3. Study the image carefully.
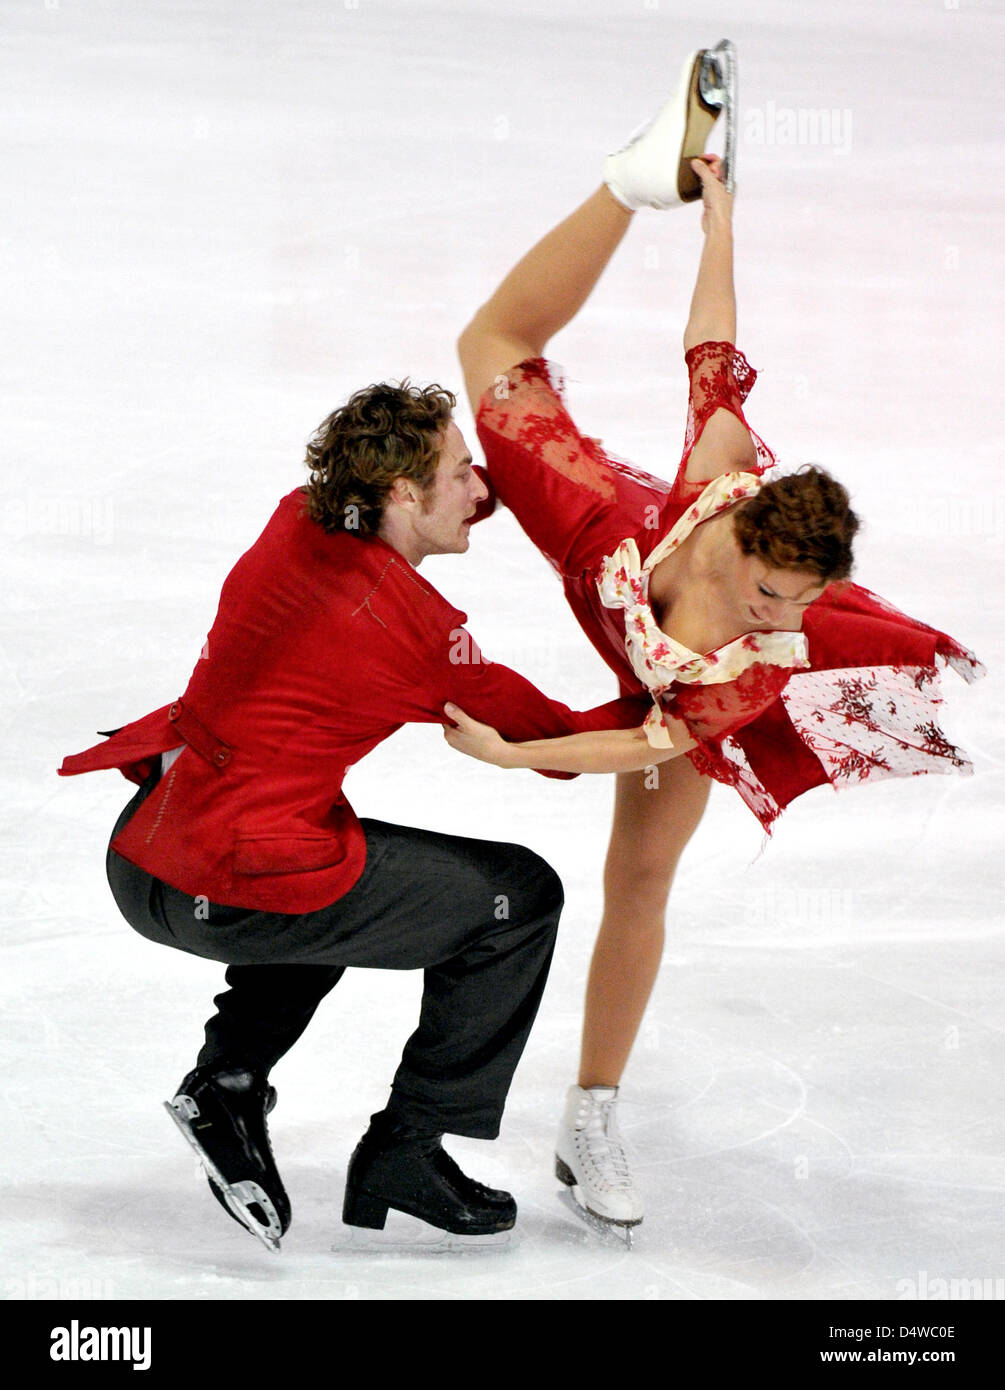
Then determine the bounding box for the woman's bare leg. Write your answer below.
[578,757,710,1088]
[457,186,633,410]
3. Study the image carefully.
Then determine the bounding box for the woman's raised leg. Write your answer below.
[457,186,633,410]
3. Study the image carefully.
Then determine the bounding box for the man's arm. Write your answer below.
[439,635,646,737]
[356,596,649,776]
[370,616,649,777]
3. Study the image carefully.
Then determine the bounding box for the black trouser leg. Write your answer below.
[197,963,346,1074]
[386,861,562,1138]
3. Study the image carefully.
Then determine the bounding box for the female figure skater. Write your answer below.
[449,48,981,1234]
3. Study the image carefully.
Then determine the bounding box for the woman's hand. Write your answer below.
[443,703,695,774]
[691,155,732,235]
[682,153,736,352]
[443,703,516,768]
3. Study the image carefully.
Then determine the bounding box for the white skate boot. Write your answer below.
[555,1085,643,1241]
[604,40,737,210]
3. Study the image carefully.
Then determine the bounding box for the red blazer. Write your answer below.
[59,487,644,911]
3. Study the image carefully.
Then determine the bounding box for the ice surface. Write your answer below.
[2,0,1003,1306]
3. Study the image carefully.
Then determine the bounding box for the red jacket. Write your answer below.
[59,487,644,911]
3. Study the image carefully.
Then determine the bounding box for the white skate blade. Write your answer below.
[336,1209,513,1256]
[558,1186,638,1250]
[163,1098,282,1253]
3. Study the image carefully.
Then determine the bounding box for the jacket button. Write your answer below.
[169,703,180,720]
[213,749,231,766]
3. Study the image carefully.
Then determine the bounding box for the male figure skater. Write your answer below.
[59,381,646,1250]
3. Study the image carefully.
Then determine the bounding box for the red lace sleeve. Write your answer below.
[669,664,797,834]
[669,662,793,745]
[671,342,777,506]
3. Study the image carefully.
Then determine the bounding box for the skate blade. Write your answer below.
[163,1099,282,1253]
[557,1187,638,1250]
[337,1210,512,1257]
[697,43,731,108]
[703,39,737,194]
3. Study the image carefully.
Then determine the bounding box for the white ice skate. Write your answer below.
[604,40,737,210]
[555,1085,643,1244]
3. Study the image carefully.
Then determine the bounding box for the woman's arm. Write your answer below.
[442,703,696,774]
[682,156,736,351]
[681,157,759,481]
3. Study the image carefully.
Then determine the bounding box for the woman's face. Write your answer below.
[730,544,828,631]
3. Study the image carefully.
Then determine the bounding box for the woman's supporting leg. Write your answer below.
[555,758,709,1228]
[579,756,710,1087]
[457,186,634,409]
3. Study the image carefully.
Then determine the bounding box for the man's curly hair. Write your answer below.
[303,380,457,535]
[732,465,859,583]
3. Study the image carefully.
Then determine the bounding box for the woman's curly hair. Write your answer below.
[732,465,859,583]
[303,380,457,535]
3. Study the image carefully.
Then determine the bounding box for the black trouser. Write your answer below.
[106,775,563,1139]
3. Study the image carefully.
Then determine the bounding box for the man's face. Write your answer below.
[410,421,489,561]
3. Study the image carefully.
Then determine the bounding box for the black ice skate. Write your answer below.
[164,1065,290,1253]
[342,1111,516,1240]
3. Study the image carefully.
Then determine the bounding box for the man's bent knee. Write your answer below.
[504,844,564,919]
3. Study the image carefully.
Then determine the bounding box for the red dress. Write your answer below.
[475,345,983,832]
